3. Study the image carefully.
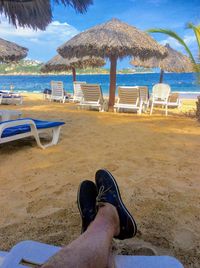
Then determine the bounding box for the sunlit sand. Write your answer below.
[0,93,199,267]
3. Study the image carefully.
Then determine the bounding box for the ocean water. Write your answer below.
[1,73,200,98]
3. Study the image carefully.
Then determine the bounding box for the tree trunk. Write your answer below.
[109,55,117,108]
[71,67,76,82]
[159,69,164,83]
[196,96,200,121]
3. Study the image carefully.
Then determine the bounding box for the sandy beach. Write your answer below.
[0,93,200,267]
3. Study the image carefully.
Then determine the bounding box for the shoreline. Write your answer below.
[0,72,155,76]
[14,91,199,100]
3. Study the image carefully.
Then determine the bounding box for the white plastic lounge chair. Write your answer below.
[79,83,105,111]
[114,86,143,114]
[73,81,86,102]
[0,91,23,105]
[0,240,183,268]
[168,92,182,109]
[0,110,22,121]
[50,81,66,103]
[0,251,7,267]
[150,83,171,116]
[0,118,65,149]
[138,86,149,111]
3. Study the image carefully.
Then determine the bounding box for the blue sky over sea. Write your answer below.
[0,0,199,69]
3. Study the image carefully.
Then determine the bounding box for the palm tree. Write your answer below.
[148,23,200,73]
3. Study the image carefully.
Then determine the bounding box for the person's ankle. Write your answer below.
[98,203,120,236]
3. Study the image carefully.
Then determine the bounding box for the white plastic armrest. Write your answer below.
[0,119,37,139]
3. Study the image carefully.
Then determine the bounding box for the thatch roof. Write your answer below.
[41,54,105,72]
[57,18,168,60]
[132,44,193,72]
[0,0,93,30]
[0,38,28,62]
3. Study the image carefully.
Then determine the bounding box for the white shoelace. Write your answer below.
[96,185,112,206]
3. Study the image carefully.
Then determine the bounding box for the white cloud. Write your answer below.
[184,35,196,46]
[160,37,182,49]
[159,34,197,55]
[0,16,79,61]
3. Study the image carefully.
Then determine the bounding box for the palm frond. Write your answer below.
[54,0,93,13]
[147,28,196,64]
[187,23,200,62]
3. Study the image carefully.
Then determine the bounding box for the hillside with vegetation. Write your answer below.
[0,60,153,75]
[0,60,43,75]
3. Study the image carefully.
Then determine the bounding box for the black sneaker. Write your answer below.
[77,180,98,233]
[95,169,137,240]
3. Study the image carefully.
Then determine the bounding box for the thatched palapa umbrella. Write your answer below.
[0,0,93,30]
[41,54,105,81]
[57,18,167,107]
[0,38,28,62]
[132,44,193,83]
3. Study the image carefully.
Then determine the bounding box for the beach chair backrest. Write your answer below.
[81,84,103,102]
[168,92,179,103]
[152,83,171,101]
[138,86,149,103]
[118,86,139,105]
[51,81,64,98]
[73,81,86,99]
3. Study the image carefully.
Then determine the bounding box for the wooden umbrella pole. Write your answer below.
[109,55,117,108]
[159,69,164,83]
[71,67,76,81]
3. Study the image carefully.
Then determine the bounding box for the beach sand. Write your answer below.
[0,93,199,267]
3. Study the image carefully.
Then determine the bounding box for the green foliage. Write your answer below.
[75,67,110,74]
[187,23,200,58]
[0,60,43,74]
[0,61,152,75]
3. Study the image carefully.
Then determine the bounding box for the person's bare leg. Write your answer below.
[108,252,116,268]
[41,203,119,268]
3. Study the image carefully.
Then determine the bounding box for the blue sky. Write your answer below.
[0,0,199,69]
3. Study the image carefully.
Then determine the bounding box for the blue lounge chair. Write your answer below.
[0,118,65,149]
[0,240,183,268]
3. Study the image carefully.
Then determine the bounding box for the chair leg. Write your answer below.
[137,107,142,115]
[165,105,168,116]
[31,126,46,149]
[51,126,61,146]
[33,126,62,149]
[150,103,154,115]
[178,100,182,111]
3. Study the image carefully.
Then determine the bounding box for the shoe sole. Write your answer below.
[96,169,137,238]
[77,181,84,219]
[77,181,85,233]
